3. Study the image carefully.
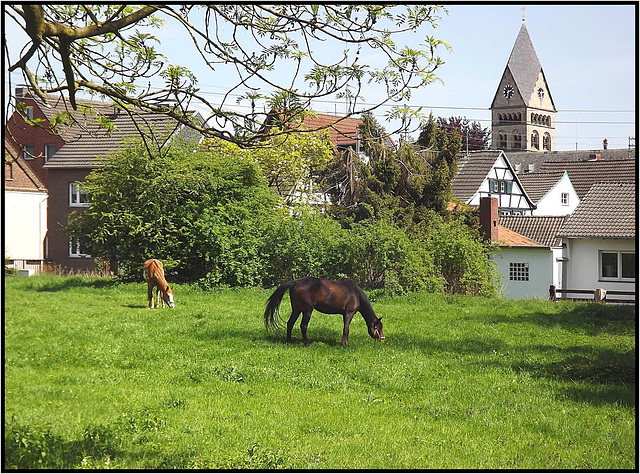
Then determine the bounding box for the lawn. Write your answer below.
[4,275,636,469]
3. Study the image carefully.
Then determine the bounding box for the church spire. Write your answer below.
[490,21,557,152]
[507,22,543,103]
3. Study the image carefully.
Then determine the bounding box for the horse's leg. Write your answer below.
[147,283,154,309]
[300,309,313,346]
[341,311,356,346]
[286,309,301,343]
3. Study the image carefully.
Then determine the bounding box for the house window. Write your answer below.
[45,144,56,162]
[69,237,91,258]
[561,193,569,206]
[489,179,513,194]
[510,262,530,281]
[599,251,636,281]
[23,145,35,160]
[69,182,90,207]
[24,105,34,120]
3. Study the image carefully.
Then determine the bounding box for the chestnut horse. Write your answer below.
[143,259,175,309]
[264,277,384,346]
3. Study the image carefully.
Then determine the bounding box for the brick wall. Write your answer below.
[479,197,499,242]
[5,96,66,188]
[47,167,96,272]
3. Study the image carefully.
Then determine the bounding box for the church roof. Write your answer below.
[491,22,556,112]
[507,23,542,103]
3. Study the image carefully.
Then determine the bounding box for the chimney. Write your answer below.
[603,138,608,150]
[479,197,499,242]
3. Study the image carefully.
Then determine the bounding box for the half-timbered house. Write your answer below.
[452,150,536,215]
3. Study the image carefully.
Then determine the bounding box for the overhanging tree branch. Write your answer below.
[5,4,449,147]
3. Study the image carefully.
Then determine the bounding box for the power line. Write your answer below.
[4,76,636,115]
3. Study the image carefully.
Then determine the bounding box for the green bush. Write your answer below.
[341,219,443,295]
[260,213,446,296]
[420,215,499,297]
[68,142,279,286]
[260,209,346,286]
[68,142,498,296]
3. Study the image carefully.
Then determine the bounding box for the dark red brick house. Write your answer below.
[5,87,201,272]
[5,87,115,188]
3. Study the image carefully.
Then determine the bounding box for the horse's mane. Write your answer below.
[354,283,376,322]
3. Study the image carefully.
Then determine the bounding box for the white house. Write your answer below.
[4,139,48,274]
[558,182,635,301]
[452,150,536,215]
[518,171,579,216]
[480,197,566,299]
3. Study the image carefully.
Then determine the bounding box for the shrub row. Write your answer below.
[71,145,498,296]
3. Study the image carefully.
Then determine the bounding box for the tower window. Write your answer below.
[531,130,539,150]
[513,131,522,149]
[543,132,551,151]
[498,133,507,149]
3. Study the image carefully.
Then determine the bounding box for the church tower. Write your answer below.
[491,20,557,152]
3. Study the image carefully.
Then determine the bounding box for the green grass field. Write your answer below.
[4,275,636,469]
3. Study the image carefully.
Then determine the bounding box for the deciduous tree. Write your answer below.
[6,4,450,146]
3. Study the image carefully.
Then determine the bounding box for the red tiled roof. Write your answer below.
[302,113,363,149]
[496,225,545,247]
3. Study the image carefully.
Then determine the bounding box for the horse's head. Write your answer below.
[162,286,175,309]
[369,317,385,342]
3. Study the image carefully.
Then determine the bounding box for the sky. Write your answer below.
[3,4,637,151]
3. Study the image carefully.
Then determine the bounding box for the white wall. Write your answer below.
[4,190,48,260]
[532,172,580,216]
[493,247,553,299]
[564,238,636,298]
[551,246,565,289]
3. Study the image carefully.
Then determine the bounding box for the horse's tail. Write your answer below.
[264,281,295,331]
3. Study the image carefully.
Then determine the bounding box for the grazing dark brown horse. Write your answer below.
[143,259,175,309]
[264,277,385,346]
